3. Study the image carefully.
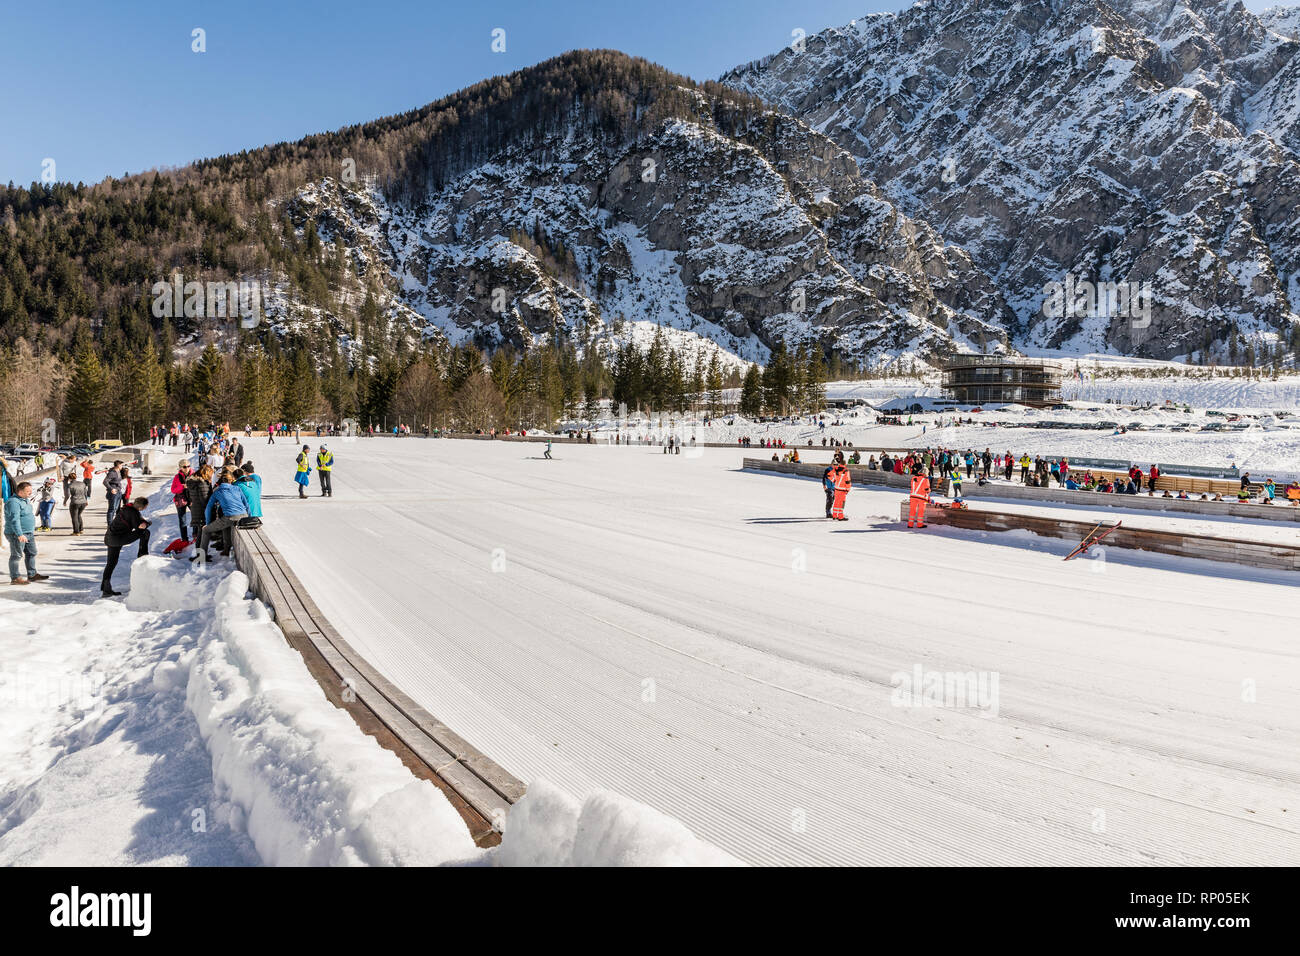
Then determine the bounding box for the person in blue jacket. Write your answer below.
[195,471,249,559]
[236,462,263,517]
[4,481,47,584]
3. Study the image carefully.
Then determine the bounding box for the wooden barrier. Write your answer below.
[897,502,1300,572]
[742,456,951,495]
[232,526,526,846]
[741,459,1300,525]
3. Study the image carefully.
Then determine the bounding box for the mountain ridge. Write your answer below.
[721,0,1300,361]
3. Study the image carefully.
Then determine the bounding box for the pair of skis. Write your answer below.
[1063,520,1122,561]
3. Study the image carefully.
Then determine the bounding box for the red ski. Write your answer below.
[1064,521,1122,561]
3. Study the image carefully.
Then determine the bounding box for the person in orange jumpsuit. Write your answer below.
[908,467,931,528]
[830,463,852,520]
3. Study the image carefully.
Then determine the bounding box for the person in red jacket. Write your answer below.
[908,467,931,528]
[829,463,852,520]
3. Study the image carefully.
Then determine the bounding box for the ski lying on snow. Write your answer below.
[1064,521,1122,561]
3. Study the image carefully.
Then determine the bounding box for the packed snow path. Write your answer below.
[257,438,1300,865]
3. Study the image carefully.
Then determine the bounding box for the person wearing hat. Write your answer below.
[36,476,58,531]
[315,444,334,497]
[294,445,312,499]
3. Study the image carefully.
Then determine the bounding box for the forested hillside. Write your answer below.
[0,51,913,440]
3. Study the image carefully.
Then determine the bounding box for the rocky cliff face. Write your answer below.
[722,0,1300,360]
[280,79,1013,369]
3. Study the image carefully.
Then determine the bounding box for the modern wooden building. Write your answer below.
[941,355,1063,407]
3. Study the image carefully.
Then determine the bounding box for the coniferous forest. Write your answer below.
[0,51,856,442]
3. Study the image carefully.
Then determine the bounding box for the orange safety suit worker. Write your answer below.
[908,473,931,528]
[830,464,852,520]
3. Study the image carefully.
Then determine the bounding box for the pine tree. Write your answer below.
[127,339,168,434]
[238,349,281,426]
[280,347,318,424]
[645,328,668,411]
[190,343,223,421]
[64,339,109,441]
[740,363,763,418]
[706,352,723,413]
[762,344,793,415]
[804,346,827,413]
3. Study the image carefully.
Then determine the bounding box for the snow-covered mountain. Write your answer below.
[275,53,1013,369]
[721,0,1300,360]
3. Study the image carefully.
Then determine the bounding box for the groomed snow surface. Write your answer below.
[0,470,736,866]
[253,437,1300,866]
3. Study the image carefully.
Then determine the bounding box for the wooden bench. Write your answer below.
[232,527,526,846]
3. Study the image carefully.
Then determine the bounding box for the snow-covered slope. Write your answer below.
[722,0,1300,360]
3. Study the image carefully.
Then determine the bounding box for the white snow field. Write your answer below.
[256,437,1300,866]
[0,459,738,867]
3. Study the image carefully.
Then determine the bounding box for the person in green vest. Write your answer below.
[315,445,334,497]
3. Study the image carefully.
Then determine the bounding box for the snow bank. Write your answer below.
[124,556,225,611]
[125,558,738,867]
[493,779,742,866]
[129,559,479,866]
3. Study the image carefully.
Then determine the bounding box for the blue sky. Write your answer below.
[0,0,1292,186]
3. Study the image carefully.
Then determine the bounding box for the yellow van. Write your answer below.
[89,439,123,452]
